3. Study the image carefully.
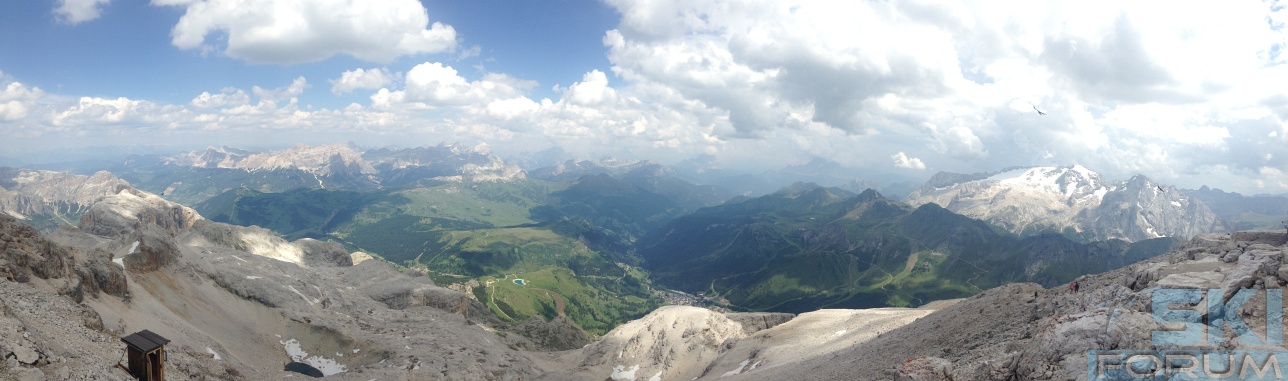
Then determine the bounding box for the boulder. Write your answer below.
[13,343,39,365]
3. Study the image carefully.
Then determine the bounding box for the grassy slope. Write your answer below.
[201,179,661,336]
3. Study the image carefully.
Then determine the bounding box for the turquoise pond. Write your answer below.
[513,279,525,285]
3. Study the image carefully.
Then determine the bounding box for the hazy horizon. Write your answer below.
[2,0,1287,194]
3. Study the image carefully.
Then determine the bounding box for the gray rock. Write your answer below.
[723,312,796,334]
[895,356,953,381]
[12,367,45,381]
[295,238,353,267]
[123,226,182,272]
[1222,251,1241,263]
[1231,230,1287,247]
[13,343,38,364]
[1213,251,1282,302]
[77,188,201,237]
[1184,234,1231,254]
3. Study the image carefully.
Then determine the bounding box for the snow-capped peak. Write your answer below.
[983,166,1108,201]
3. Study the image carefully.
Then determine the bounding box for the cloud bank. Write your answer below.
[6,0,1288,193]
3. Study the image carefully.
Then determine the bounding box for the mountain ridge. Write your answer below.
[905,165,1227,242]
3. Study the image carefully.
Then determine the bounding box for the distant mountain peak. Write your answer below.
[905,165,1225,242]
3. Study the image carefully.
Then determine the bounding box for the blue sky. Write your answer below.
[1,0,1288,194]
[0,0,617,108]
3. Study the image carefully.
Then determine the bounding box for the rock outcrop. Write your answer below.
[78,188,202,237]
[0,213,127,302]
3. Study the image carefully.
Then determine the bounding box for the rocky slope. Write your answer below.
[2,189,589,379]
[739,229,1288,380]
[905,165,1227,242]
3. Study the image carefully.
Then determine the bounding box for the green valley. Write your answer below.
[636,185,1180,312]
[196,178,668,336]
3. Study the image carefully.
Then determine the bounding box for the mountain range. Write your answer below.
[637,184,1178,312]
[4,165,1284,379]
[904,165,1229,242]
[2,145,1262,346]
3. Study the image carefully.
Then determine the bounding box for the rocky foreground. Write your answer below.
[2,184,1286,380]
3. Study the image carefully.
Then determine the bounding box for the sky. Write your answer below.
[1,0,1287,194]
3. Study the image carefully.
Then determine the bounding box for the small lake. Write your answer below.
[513,279,525,286]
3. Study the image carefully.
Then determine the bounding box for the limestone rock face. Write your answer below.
[574,306,747,381]
[78,188,201,237]
[723,311,796,334]
[0,213,127,302]
[123,226,182,272]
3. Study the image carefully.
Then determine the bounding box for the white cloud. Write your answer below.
[156,0,457,64]
[191,88,249,108]
[252,77,307,104]
[0,82,43,121]
[55,0,111,24]
[7,0,1288,195]
[594,0,1288,187]
[562,70,617,106]
[457,45,482,60]
[372,62,533,109]
[331,68,395,95]
[891,152,925,170]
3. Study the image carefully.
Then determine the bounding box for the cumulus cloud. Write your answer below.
[562,70,617,106]
[155,0,457,64]
[371,63,533,109]
[0,82,42,121]
[55,0,111,24]
[594,0,1288,188]
[190,88,249,109]
[331,68,396,95]
[891,152,925,170]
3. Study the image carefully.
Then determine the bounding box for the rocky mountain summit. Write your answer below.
[905,165,1227,242]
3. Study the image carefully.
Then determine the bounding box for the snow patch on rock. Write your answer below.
[281,338,347,376]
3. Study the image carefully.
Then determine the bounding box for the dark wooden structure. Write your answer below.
[121,330,170,381]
